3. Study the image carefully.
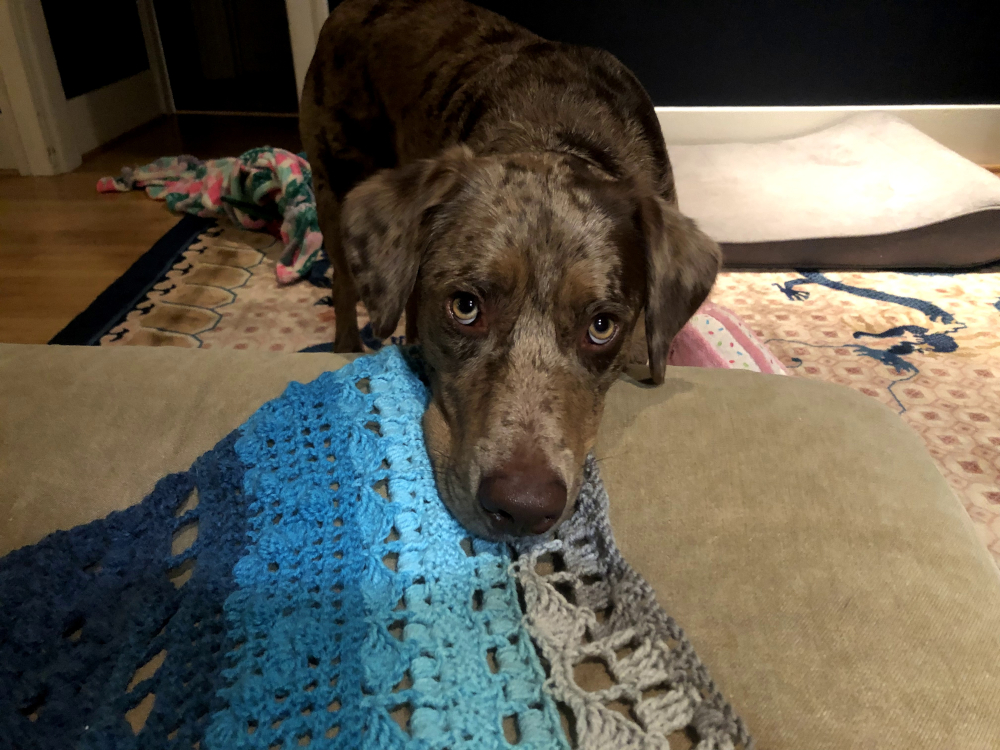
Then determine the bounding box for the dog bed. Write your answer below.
[670,113,1000,269]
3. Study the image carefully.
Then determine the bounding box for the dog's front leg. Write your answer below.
[314,186,363,353]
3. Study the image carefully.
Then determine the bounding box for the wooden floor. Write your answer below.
[0,114,301,345]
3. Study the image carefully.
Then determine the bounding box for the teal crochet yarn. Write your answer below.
[204,346,568,750]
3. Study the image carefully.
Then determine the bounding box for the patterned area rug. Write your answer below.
[711,269,1000,564]
[94,222,399,353]
[55,217,999,565]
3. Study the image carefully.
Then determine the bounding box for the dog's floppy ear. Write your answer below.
[341,145,471,338]
[639,195,721,384]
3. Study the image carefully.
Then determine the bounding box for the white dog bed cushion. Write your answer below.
[670,113,1000,269]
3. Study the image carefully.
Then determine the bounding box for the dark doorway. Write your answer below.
[41,0,150,100]
[153,0,298,114]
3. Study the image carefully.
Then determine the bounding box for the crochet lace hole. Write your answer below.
[327,699,341,713]
[553,581,576,605]
[641,683,671,703]
[268,562,279,572]
[373,479,390,500]
[605,699,639,725]
[305,680,317,692]
[325,726,340,739]
[124,692,156,734]
[247,720,258,734]
[392,670,413,692]
[167,558,196,589]
[382,552,399,572]
[18,692,45,722]
[365,421,383,436]
[388,620,405,641]
[301,427,311,436]
[503,715,521,745]
[271,718,283,729]
[472,590,484,611]
[393,596,406,612]
[174,488,199,516]
[272,514,283,525]
[297,732,312,745]
[126,649,167,693]
[324,437,332,448]
[355,378,371,394]
[459,537,475,557]
[667,728,699,750]
[308,656,319,668]
[83,560,103,575]
[573,658,614,692]
[614,640,638,663]
[384,527,401,543]
[390,702,413,735]
[594,604,614,624]
[266,439,275,448]
[63,616,84,642]
[534,553,561,576]
[171,520,199,557]
[486,648,500,674]
[380,458,391,470]
[556,702,579,748]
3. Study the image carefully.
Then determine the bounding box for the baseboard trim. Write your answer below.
[173,110,299,118]
[654,105,1000,165]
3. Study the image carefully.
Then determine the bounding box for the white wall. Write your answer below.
[66,69,165,156]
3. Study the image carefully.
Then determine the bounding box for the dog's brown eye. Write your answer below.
[450,293,479,325]
[587,314,617,344]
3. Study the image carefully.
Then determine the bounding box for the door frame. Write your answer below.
[285,0,329,101]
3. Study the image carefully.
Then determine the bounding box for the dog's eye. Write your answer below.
[587,314,617,344]
[450,293,479,325]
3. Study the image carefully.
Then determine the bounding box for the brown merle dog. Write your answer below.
[300,0,720,540]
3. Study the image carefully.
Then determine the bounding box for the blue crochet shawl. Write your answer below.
[0,347,752,750]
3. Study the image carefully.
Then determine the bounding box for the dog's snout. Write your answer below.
[476,448,567,535]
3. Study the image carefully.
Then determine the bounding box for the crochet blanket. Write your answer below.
[0,348,753,750]
[97,148,323,285]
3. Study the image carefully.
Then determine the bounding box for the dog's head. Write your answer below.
[342,145,718,540]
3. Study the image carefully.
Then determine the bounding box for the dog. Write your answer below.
[300,0,720,540]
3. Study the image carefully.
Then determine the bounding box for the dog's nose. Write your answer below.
[476,449,567,535]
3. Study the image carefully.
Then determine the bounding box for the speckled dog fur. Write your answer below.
[300,0,720,538]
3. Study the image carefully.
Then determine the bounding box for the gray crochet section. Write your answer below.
[513,457,754,750]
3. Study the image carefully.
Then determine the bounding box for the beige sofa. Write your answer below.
[2,343,999,749]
